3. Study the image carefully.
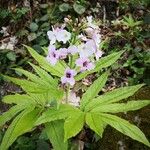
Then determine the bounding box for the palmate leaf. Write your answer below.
[98,113,150,147]
[75,51,124,81]
[80,71,109,110]
[35,104,80,126]
[45,120,68,150]
[0,107,40,150]
[64,111,85,141]
[0,105,26,127]
[14,68,42,84]
[2,93,51,107]
[86,113,106,137]
[91,100,150,113]
[29,63,57,87]
[24,45,65,77]
[3,75,64,101]
[85,84,144,111]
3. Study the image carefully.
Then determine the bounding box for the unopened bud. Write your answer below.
[64,18,70,23]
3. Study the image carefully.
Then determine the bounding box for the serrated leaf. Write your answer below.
[2,94,36,105]
[85,84,144,111]
[75,51,124,81]
[3,75,63,101]
[86,113,106,137]
[24,45,65,77]
[80,72,109,110]
[99,113,150,147]
[29,63,57,87]
[35,104,79,126]
[3,75,49,93]
[0,107,39,150]
[14,68,43,84]
[45,120,68,150]
[91,100,150,113]
[0,105,26,127]
[64,111,84,141]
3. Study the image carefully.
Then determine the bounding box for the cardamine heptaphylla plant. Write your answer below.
[0,16,150,150]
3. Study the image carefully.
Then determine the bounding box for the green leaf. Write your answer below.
[29,22,38,32]
[14,68,43,84]
[64,111,85,141]
[91,100,150,113]
[73,3,85,15]
[24,45,65,77]
[86,113,106,137]
[29,63,57,87]
[0,107,39,150]
[3,75,49,93]
[27,33,37,41]
[6,52,16,61]
[59,3,71,12]
[75,51,124,81]
[85,84,144,111]
[80,72,109,110]
[99,113,150,147]
[45,120,68,150]
[0,105,26,127]
[3,75,63,101]
[35,104,79,126]
[2,94,36,105]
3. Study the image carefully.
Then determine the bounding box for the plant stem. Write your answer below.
[65,84,70,104]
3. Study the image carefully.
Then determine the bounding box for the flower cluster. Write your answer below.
[46,16,103,86]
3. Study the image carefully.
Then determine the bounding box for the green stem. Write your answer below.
[69,55,73,68]
[65,84,70,104]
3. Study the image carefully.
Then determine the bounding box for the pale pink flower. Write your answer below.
[67,45,78,55]
[55,29,71,44]
[61,68,77,86]
[46,45,59,66]
[79,40,96,58]
[76,57,95,72]
[58,48,68,59]
[95,50,103,60]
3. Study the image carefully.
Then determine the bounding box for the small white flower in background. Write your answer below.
[86,16,99,29]
[0,36,18,50]
[68,91,80,107]
[0,27,9,36]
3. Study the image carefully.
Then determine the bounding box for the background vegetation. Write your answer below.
[0,0,150,149]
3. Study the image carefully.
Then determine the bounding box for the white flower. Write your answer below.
[0,27,9,36]
[47,31,56,45]
[68,91,80,107]
[92,32,101,47]
[55,29,71,44]
[78,34,87,41]
[78,40,96,58]
[86,16,98,29]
